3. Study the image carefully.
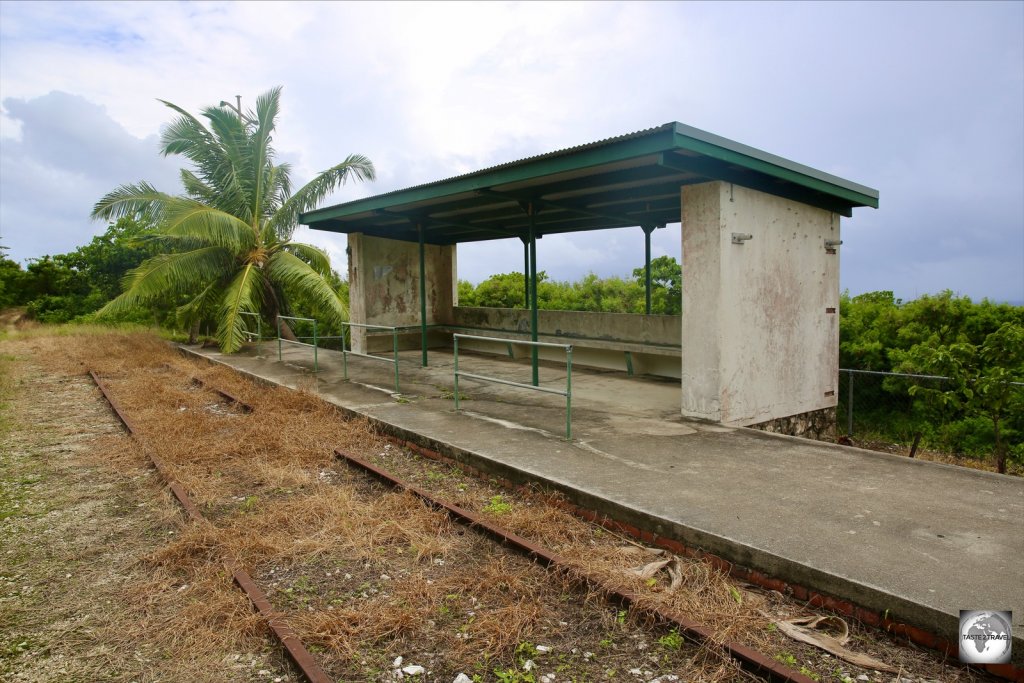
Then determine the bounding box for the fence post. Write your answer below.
[393,329,400,393]
[342,323,348,380]
[847,369,854,436]
[313,320,318,373]
[277,317,282,361]
[453,336,461,412]
[566,347,573,441]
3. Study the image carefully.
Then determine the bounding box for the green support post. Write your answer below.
[521,236,530,308]
[528,204,539,387]
[418,223,428,367]
[277,317,282,361]
[643,225,655,315]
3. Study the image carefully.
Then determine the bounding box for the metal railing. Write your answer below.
[239,311,263,354]
[453,333,573,440]
[277,315,318,372]
[341,322,401,393]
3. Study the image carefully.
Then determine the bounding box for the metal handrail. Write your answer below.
[341,322,400,392]
[239,312,263,354]
[453,333,573,440]
[277,315,318,372]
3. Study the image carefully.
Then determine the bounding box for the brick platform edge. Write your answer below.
[179,347,1022,681]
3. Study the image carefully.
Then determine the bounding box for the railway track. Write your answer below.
[89,370,332,683]
[82,359,994,683]
[335,448,813,683]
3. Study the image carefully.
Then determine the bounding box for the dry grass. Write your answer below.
[0,338,288,682]
[1,327,991,683]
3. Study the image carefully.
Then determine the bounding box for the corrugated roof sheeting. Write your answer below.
[302,123,878,245]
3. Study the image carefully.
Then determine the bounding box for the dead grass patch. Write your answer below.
[1,327,991,683]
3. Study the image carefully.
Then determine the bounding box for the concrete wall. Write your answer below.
[451,307,682,377]
[452,307,680,347]
[348,233,456,353]
[681,181,840,426]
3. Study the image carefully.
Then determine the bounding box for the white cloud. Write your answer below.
[0,91,182,258]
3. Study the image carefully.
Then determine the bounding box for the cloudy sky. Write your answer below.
[1,1,1022,303]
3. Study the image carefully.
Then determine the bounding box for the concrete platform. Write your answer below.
[185,341,1024,665]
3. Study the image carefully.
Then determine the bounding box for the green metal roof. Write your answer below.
[302,122,879,245]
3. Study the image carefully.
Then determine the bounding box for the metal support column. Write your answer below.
[418,222,428,367]
[642,225,655,314]
[521,236,530,308]
[528,204,539,387]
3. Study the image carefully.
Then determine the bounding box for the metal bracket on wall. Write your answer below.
[731,232,753,245]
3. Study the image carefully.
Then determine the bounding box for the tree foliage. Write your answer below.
[458,256,682,315]
[0,218,168,323]
[91,86,374,351]
[840,290,1023,469]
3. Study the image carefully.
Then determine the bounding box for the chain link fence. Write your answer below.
[836,368,1024,463]
[837,369,951,440]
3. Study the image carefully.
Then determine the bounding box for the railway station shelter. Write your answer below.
[301,123,878,434]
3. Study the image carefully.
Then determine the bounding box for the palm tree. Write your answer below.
[91,86,374,351]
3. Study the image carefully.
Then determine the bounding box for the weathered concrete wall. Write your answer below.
[681,181,840,426]
[348,234,456,353]
[451,307,680,346]
[451,307,682,378]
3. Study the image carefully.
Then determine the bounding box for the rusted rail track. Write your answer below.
[87,364,954,683]
[335,447,816,683]
[190,375,254,412]
[87,370,331,683]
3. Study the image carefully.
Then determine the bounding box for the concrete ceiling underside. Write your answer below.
[301,123,879,246]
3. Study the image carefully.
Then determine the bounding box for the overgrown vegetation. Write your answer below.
[457,255,682,315]
[839,290,1023,471]
[0,219,168,325]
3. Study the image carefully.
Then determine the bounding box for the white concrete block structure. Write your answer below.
[681,181,841,426]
